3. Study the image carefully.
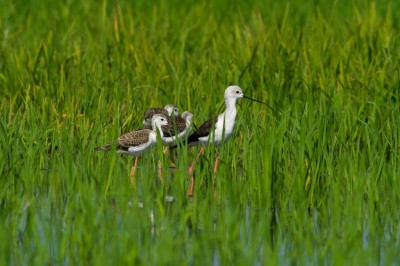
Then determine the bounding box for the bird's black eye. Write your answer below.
[236,90,240,94]
[161,118,164,121]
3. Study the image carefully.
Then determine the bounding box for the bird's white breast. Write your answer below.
[199,109,237,146]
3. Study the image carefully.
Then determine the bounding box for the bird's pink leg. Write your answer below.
[188,175,195,197]
[213,154,219,174]
[188,147,204,175]
[188,147,204,197]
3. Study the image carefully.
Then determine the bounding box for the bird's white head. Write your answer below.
[152,114,169,130]
[181,111,194,125]
[164,104,179,116]
[224,85,244,100]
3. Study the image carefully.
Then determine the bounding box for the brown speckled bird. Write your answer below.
[142,104,179,127]
[95,114,169,186]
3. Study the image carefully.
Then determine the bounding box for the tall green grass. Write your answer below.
[1,0,400,264]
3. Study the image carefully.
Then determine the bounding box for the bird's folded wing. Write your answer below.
[187,116,218,143]
[117,129,152,149]
[163,116,187,135]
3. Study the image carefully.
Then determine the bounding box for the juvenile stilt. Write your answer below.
[162,111,195,169]
[95,114,169,189]
[142,104,179,127]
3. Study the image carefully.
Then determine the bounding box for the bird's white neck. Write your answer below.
[220,97,237,137]
[152,122,164,138]
[185,118,193,128]
[224,97,237,117]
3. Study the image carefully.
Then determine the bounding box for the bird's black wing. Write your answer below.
[187,116,218,144]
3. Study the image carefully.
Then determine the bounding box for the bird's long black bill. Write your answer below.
[243,95,267,104]
[243,95,275,113]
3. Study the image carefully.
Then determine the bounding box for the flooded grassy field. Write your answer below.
[1,0,400,264]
